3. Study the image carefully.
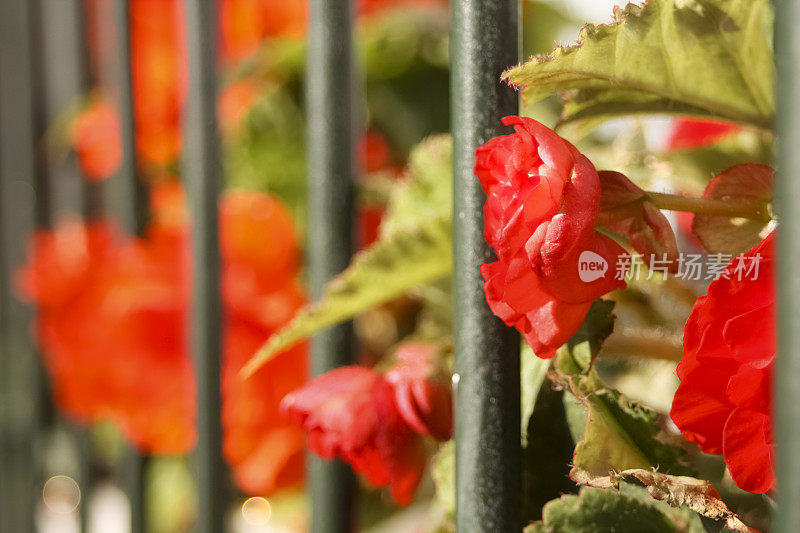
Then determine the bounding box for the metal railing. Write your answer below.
[0,0,47,529]
[774,1,799,532]
[1,0,797,532]
[184,1,226,532]
[450,1,521,531]
[306,1,358,532]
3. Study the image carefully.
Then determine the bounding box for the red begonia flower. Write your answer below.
[670,232,775,494]
[17,185,307,496]
[130,0,187,167]
[666,118,740,151]
[282,367,427,505]
[476,116,626,357]
[16,218,117,308]
[282,344,452,505]
[596,170,679,271]
[384,343,453,441]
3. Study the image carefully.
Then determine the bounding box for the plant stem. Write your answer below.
[645,191,771,220]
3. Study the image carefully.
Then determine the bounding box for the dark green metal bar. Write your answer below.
[73,0,102,525]
[306,0,358,531]
[29,0,53,231]
[774,1,800,531]
[114,1,149,530]
[76,0,104,222]
[0,0,50,530]
[451,0,521,531]
[184,1,225,532]
[115,0,148,235]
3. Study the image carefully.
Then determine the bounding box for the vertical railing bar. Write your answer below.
[30,5,83,532]
[114,0,148,235]
[76,0,104,222]
[0,139,6,533]
[27,0,56,515]
[0,0,51,530]
[450,0,521,531]
[306,0,358,532]
[774,1,800,532]
[113,1,149,531]
[28,0,58,463]
[73,1,105,529]
[184,1,225,532]
[29,0,53,231]
[122,453,147,533]
[0,113,5,533]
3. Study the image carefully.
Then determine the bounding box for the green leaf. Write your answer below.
[555,299,617,376]
[242,137,453,376]
[380,134,452,237]
[242,216,452,376]
[505,0,775,130]
[579,470,756,533]
[521,343,550,443]
[570,389,688,485]
[525,487,680,533]
[549,301,689,486]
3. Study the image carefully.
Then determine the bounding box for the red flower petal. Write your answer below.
[666,118,740,151]
[723,409,774,494]
[670,363,736,455]
[534,230,627,305]
[282,367,427,505]
[480,259,593,357]
[596,170,679,271]
[384,343,453,441]
[671,233,775,491]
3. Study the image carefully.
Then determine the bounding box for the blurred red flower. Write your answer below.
[130,0,187,168]
[17,185,308,495]
[220,0,307,61]
[476,116,626,357]
[670,232,775,494]
[70,96,123,181]
[16,218,117,309]
[666,118,740,151]
[358,130,399,248]
[281,343,451,504]
[73,0,186,178]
